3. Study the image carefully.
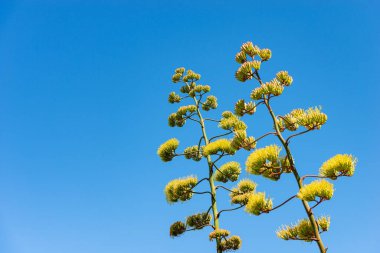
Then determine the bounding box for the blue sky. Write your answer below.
[0,1,379,253]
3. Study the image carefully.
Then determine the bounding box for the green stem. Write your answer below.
[193,97,222,253]
[263,98,326,253]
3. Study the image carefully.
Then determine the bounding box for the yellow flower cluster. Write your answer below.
[184,145,203,161]
[170,221,186,237]
[202,95,218,111]
[214,161,241,183]
[230,130,256,151]
[230,179,257,205]
[219,111,247,131]
[168,105,197,127]
[219,235,242,251]
[276,216,330,241]
[245,145,283,180]
[250,79,284,100]
[245,192,273,215]
[209,229,230,241]
[157,138,179,162]
[186,212,211,229]
[165,176,198,203]
[319,154,357,179]
[297,107,327,130]
[203,139,236,156]
[278,107,327,131]
[276,71,293,86]
[298,179,334,202]
[234,99,256,116]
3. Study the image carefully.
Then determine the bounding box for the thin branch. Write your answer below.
[209,130,233,141]
[185,224,214,232]
[286,128,314,144]
[204,118,221,123]
[191,177,209,190]
[217,205,245,218]
[263,195,297,213]
[191,191,212,195]
[254,132,277,143]
[311,198,325,209]
[215,185,238,194]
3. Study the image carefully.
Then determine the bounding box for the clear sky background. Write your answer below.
[0,1,379,253]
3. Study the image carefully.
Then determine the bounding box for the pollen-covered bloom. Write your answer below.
[234,99,256,116]
[245,145,283,180]
[186,212,211,229]
[235,61,254,82]
[202,95,218,111]
[214,161,241,183]
[245,192,273,215]
[250,79,284,100]
[209,229,230,241]
[203,139,236,156]
[276,71,293,86]
[298,179,334,202]
[276,216,331,241]
[189,84,211,97]
[184,145,203,161]
[157,138,179,162]
[219,235,242,251]
[170,221,186,237]
[297,107,327,130]
[319,154,357,179]
[165,176,198,203]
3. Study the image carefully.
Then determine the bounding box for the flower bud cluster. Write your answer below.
[168,105,197,127]
[202,95,218,111]
[219,111,247,131]
[184,145,203,161]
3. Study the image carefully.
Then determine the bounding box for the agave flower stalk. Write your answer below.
[233,41,358,253]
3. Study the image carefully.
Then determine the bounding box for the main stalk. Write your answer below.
[193,97,222,253]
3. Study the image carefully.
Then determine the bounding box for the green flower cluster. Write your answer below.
[202,95,218,111]
[219,235,242,252]
[168,91,181,103]
[169,221,186,237]
[184,145,203,161]
[186,212,212,229]
[168,105,197,127]
[209,229,230,241]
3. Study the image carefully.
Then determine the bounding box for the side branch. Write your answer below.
[217,205,245,218]
[264,195,297,213]
[209,130,233,141]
